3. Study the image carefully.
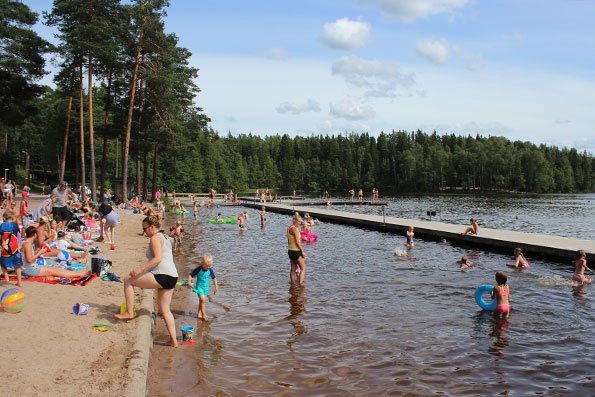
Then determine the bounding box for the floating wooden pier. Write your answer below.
[241,201,595,262]
[239,197,387,206]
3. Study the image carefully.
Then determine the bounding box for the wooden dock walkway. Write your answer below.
[241,201,595,262]
[239,197,387,206]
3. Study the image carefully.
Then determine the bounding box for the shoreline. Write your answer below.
[0,201,156,396]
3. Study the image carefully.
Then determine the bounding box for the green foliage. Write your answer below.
[0,0,50,126]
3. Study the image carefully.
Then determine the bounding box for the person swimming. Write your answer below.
[506,248,529,269]
[459,255,475,269]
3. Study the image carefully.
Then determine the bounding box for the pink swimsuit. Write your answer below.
[495,285,510,314]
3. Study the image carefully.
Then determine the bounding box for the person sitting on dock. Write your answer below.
[462,218,479,235]
[572,250,592,284]
[506,247,529,269]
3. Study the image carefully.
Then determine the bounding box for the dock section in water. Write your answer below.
[241,201,595,262]
[239,197,387,206]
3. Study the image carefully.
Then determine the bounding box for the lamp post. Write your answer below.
[4,168,8,181]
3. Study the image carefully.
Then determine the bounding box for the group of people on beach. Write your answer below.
[0,181,121,288]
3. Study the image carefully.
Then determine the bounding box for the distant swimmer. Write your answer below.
[462,218,479,235]
[573,250,592,284]
[260,206,266,226]
[506,247,529,269]
[459,255,475,269]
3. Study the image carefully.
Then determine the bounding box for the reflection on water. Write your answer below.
[286,284,308,351]
[149,195,595,396]
[488,317,510,357]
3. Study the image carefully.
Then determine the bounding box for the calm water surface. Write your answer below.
[149,195,595,396]
[332,193,595,240]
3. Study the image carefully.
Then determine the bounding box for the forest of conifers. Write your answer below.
[1,0,594,197]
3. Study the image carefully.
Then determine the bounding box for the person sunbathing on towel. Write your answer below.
[21,226,88,279]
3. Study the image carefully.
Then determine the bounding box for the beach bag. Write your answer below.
[1,230,19,257]
[91,257,112,276]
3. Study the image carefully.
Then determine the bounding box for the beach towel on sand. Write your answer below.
[6,273,96,286]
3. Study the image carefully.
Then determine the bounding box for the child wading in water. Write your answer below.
[492,271,510,319]
[189,254,218,320]
[169,220,184,252]
[506,247,529,269]
[192,201,200,223]
[406,226,415,249]
[573,250,592,284]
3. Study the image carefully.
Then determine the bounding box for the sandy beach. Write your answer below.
[0,201,153,396]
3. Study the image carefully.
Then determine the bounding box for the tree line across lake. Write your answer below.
[1,1,593,197]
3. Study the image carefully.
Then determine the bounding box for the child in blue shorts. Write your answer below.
[189,254,218,320]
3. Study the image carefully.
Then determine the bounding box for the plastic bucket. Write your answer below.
[181,326,194,341]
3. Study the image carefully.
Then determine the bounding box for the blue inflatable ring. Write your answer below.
[474,284,497,311]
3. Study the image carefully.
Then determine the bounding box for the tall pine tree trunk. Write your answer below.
[100,136,108,201]
[151,143,158,202]
[142,147,148,201]
[122,30,143,202]
[99,73,111,202]
[59,95,73,182]
[136,157,141,197]
[79,62,86,199]
[88,52,96,201]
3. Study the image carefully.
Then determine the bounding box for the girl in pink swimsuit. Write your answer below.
[492,271,510,319]
[507,247,529,269]
[572,250,592,284]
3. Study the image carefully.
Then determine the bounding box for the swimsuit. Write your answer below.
[148,232,178,289]
[287,227,302,260]
[191,266,216,296]
[573,273,585,282]
[495,285,510,315]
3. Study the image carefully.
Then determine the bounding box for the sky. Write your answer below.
[26,0,595,153]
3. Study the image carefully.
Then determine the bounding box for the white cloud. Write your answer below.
[265,47,288,60]
[330,100,376,120]
[332,55,415,97]
[276,99,321,115]
[554,119,572,124]
[320,17,372,50]
[416,38,450,64]
[360,0,472,23]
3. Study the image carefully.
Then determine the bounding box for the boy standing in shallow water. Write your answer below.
[189,254,218,320]
[169,220,184,252]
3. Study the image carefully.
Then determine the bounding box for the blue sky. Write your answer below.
[27,0,595,153]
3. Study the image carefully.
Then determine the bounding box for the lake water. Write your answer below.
[148,195,595,396]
